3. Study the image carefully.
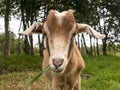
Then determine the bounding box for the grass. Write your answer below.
[82,55,120,90]
[0,54,43,74]
[0,54,120,90]
[0,54,50,90]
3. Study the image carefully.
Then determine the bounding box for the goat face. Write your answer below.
[19,9,106,74]
[43,10,76,73]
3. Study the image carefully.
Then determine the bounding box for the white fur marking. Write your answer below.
[55,11,67,25]
[49,36,70,74]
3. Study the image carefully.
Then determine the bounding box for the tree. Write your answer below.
[0,33,5,53]
[3,0,10,59]
[1,0,119,56]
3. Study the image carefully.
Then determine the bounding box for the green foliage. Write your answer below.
[0,54,43,74]
[0,32,24,54]
[0,33,5,52]
[0,0,4,16]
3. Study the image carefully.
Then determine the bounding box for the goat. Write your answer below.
[19,10,105,90]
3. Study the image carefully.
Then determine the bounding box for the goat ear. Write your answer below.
[18,22,43,35]
[76,23,106,39]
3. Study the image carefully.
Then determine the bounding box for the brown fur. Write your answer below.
[42,41,85,90]
[45,10,76,35]
[19,10,105,90]
[42,10,85,90]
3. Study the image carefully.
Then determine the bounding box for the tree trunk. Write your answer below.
[17,21,22,54]
[102,26,107,55]
[96,39,99,55]
[38,35,41,55]
[89,35,93,55]
[102,38,107,55]
[29,0,34,55]
[20,0,30,54]
[38,35,44,56]
[3,0,10,59]
[82,34,89,55]
[29,35,34,55]
[93,38,96,56]
[81,35,84,55]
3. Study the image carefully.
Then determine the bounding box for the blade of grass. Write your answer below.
[23,65,50,90]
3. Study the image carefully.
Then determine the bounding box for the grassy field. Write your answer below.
[82,55,120,90]
[0,55,120,90]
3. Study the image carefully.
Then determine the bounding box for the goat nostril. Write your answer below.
[53,58,64,68]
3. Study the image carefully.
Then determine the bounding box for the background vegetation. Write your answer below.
[0,0,120,57]
[0,55,120,90]
[0,0,120,90]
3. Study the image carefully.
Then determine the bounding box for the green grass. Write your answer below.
[0,54,43,74]
[0,55,120,90]
[0,71,50,90]
[82,55,120,90]
[0,54,48,90]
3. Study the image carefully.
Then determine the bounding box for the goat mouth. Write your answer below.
[52,68,63,73]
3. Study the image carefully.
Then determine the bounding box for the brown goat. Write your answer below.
[19,10,105,90]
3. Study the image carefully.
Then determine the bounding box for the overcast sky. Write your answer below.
[0,16,20,36]
[0,17,39,46]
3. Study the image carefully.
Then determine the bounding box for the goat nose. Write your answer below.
[53,58,64,68]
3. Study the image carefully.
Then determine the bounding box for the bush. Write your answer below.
[0,54,43,74]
